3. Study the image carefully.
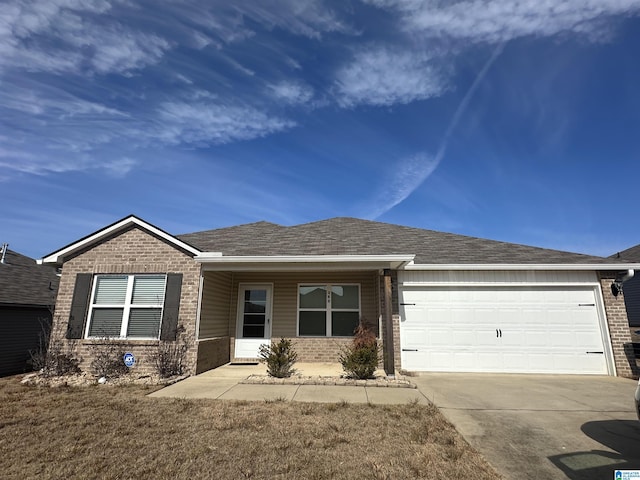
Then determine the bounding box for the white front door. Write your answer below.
[235,284,273,359]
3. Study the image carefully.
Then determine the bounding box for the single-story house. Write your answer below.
[40,215,640,378]
[0,246,59,376]
[611,244,640,328]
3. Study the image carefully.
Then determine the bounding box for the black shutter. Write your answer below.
[160,273,183,341]
[67,273,92,339]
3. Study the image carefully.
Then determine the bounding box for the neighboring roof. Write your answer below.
[611,244,640,262]
[179,217,627,266]
[0,249,59,307]
[40,215,201,265]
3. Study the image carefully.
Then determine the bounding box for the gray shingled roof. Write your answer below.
[612,244,640,262]
[0,249,59,306]
[178,217,620,265]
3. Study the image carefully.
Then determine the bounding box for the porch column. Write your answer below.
[383,269,395,376]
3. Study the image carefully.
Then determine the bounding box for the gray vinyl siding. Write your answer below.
[624,274,640,327]
[229,271,379,338]
[199,272,233,339]
[0,306,52,376]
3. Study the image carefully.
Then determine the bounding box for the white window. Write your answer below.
[87,274,166,339]
[298,284,360,337]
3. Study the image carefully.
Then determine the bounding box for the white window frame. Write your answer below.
[297,283,361,337]
[85,274,167,340]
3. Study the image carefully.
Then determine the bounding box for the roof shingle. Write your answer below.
[0,250,59,306]
[178,217,620,265]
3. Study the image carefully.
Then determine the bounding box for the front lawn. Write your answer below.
[0,377,501,479]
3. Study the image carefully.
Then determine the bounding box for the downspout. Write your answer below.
[620,269,635,283]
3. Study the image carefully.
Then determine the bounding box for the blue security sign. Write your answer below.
[123,352,136,368]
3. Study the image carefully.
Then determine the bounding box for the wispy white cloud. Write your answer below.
[366,0,640,43]
[267,81,314,105]
[335,47,447,107]
[155,101,296,146]
[233,0,354,39]
[366,152,440,219]
[367,42,505,218]
[0,0,171,75]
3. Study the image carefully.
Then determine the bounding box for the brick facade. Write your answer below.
[598,271,638,378]
[230,336,353,364]
[50,226,201,376]
[196,337,230,374]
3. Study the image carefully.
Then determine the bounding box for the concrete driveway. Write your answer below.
[413,373,640,480]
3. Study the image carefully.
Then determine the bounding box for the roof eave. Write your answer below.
[404,263,640,271]
[196,254,416,271]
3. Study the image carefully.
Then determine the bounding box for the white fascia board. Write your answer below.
[196,254,415,271]
[403,263,640,271]
[40,215,201,264]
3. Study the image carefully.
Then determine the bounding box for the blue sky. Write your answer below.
[2,0,640,259]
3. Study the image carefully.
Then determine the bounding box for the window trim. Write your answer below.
[85,274,167,340]
[297,283,361,337]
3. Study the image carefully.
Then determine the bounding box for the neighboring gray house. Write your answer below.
[611,244,640,327]
[0,246,59,376]
[41,216,640,378]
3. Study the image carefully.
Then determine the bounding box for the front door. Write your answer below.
[235,284,272,359]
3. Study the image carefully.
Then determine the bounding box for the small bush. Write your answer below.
[31,319,82,377]
[259,338,298,378]
[153,325,190,378]
[89,338,130,378]
[339,322,380,379]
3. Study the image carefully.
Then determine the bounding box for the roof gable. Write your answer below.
[40,215,201,265]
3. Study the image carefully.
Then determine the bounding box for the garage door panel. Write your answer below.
[400,286,608,374]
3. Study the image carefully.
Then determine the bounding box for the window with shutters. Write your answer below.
[86,274,167,339]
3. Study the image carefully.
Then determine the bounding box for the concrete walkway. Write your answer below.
[148,363,427,404]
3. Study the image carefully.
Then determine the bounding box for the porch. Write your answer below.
[193,265,401,375]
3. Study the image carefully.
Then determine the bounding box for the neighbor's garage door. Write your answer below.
[399,286,608,374]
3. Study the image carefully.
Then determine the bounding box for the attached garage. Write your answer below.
[398,270,614,375]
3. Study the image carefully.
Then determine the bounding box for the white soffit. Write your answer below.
[403,263,640,271]
[196,254,415,271]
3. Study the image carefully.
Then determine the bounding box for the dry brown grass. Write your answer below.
[0,376,501,480]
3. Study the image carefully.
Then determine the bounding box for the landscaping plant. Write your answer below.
[153,325,190,378]
[89,336,130,378]
[259,337,298,378]
[339,321,380,379]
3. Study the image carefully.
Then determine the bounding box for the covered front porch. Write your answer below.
[192,255,413,375]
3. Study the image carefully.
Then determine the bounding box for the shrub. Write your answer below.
[43,342,82,377]
[339,322,380,379]
[259,338,298,378]
[30,312,82,377]
[89,337,130,378]
[153,325,190,378]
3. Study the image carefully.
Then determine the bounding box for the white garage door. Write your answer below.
[400,286,609,374]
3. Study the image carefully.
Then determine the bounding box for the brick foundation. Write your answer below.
[196,337,230,373]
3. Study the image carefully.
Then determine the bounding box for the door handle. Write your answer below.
[496,329,502,338]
